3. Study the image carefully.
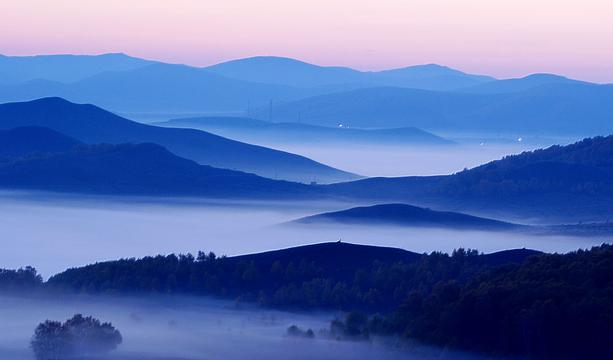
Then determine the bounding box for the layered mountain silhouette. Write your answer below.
[268,83,613,135]
[0,98,359,183]
[0,136,316,198]
[1,53,610,136]
[294,203,521,231]
[0,63,311,112]
[155,116,454,145]
[1,122,611,219]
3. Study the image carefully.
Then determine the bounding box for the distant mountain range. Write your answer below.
[205,56,494,90]
[293,203,522,231]
[154,116,454,146]
[0,98,358,183]
[0,54,492,114]
[267,82,613,135]
[2,53,610,136]
[0,53,155,84]
[0,63,310,112]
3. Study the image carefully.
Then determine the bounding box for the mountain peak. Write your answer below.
[523,73,570,81]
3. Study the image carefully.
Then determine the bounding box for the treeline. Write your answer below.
[44,247,516,311]
[0,266,43,292]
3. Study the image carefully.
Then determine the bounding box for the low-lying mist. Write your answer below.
[0,294,490,360]
[258,143,543,177]
[0,192,605,279]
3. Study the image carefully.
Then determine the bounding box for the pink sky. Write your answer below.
[1,0,612,82]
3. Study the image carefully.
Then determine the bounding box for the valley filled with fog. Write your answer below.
[0,192,605,279]
[269,143,537,177]
[209,133,575,177]
[0,294,490,360]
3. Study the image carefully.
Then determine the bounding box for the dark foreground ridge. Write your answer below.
[2,242,612,359]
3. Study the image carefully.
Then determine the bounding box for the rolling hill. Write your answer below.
[459,73,588,94]
[0,139,317,198]
[155,116,454,145]
[293,203,522,231]
[373,63,494,89]
[204,56,365,88]
[47,241,540,294]
[0,98,359,183]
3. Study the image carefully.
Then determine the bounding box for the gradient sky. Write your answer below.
[2,0,612,82]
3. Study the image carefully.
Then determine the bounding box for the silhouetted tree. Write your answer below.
[31,314,122,360]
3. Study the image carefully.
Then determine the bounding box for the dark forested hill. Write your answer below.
[0,98,358,183]
[326,135,613,220]
[378,244,613,359]
[45,242,539,310]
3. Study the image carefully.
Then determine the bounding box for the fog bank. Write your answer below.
[0,294,487,360]
[0,192,605,278]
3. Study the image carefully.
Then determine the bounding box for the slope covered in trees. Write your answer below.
[352,244,613,360]
[45,242,539,311]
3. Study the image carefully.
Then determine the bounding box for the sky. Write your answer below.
[1,0,612,82]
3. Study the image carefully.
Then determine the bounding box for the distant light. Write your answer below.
[517,137,523,142]
[480,142,485,146]
[338,124,344,128]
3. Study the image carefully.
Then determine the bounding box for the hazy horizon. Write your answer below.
[1,50,611,85]
[2,0,613,82]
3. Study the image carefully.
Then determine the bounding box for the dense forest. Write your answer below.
[1,242,612,359]
[336,244,613,359]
